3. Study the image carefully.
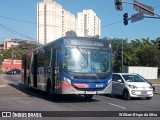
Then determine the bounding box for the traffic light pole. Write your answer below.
[143,16,160,19]
[121,0,160,18]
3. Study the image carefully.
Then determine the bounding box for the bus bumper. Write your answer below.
[60,81,112,95]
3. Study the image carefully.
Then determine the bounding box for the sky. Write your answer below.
[0,0,160,42]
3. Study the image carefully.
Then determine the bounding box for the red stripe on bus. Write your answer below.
[73,84,88,88]
[61,82,72,88]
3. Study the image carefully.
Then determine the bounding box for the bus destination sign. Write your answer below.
[70,39,104,47]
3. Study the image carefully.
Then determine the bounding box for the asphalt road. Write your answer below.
[0,74,160,120]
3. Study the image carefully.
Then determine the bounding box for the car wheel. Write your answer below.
[146,97,152,100]
[123,90,131,100]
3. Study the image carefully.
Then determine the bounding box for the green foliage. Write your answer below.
[104,37,160,73]
[2,43,39,60]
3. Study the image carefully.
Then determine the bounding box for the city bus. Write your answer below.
[21,37,112,100]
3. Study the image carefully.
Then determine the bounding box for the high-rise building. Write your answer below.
[62,10,76,37]
[76,9,101,38]
[37,0,76,44]
[37,0,101,44]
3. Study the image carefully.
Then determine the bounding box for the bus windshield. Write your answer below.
[63,47,111,73]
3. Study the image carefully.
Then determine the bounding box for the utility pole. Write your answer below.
[122,39,124,72]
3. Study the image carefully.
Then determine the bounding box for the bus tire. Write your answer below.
[84,94,93,101]
[46,80,52,98]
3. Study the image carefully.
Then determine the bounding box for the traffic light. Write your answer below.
[123,13,128,25]
[114,0,123,11]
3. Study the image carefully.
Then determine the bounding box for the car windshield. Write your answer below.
[63,47,111,73]
[122,75,146,82]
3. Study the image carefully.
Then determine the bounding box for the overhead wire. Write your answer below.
[0,15,122,31]
[0,23,36,41]
[0,3,159,40]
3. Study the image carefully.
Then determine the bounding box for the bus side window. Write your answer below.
[63,49,68,69]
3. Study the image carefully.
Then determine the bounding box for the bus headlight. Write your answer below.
[64,77,71,84]
[108,79,112,84]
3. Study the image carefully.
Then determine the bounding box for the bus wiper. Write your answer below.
[76,46,88,64]
[91,48,102,60]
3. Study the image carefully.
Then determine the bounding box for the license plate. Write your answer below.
[141,91,147,94]
[86,91,96,94]
[96,84,103,87]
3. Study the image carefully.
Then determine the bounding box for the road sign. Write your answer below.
[131,12,144,23]
[133,0,154,16]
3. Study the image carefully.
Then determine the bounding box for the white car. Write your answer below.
[112,73,153,100]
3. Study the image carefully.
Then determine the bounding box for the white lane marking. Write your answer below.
[103,101,127,109]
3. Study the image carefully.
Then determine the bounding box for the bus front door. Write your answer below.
[52,48,60,93]
[33,54,37,88]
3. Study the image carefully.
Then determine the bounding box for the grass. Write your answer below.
[149,79,160,84]
[149,79,160,94]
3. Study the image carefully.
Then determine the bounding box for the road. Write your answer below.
[0,74,160,120]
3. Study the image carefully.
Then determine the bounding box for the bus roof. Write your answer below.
[23,37,110,55]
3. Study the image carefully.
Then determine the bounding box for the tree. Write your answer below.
[103,37,160,72]
[3,43,39,60]
[138,45,160,68]
[104,37,127,72]
[94,35,100,39]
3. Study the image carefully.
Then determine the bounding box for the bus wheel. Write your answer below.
[84,94,93,101]
[47,81,52,98]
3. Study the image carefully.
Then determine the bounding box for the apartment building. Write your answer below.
[76,9,101,38]
[37,0,101,44]
[37,0,76,44]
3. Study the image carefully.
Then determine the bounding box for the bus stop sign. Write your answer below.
[131,12,144,23]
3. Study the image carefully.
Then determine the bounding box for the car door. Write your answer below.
[112,74,124,95]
